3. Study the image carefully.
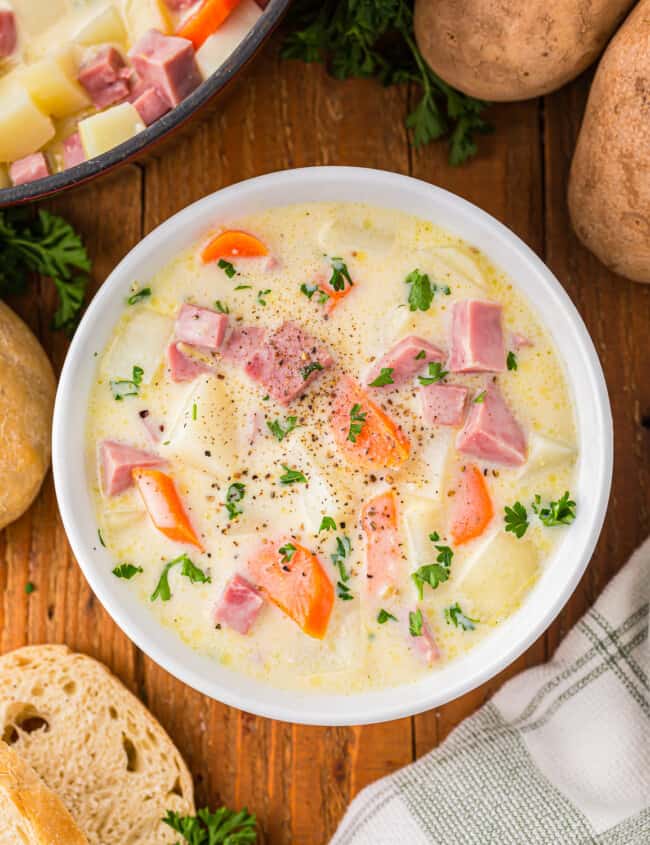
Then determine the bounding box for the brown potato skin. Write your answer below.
[568,1,650,284]
[414,0,636,101]
[0,302,55,531]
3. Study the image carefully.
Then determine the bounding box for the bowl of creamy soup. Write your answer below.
[0,0,288,204]
[52,167,612,725]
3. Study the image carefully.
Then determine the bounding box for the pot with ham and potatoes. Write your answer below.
[0,0,268,189]
[87,202,578,694]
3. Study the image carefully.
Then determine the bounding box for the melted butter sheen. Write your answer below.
[87,202,577,694]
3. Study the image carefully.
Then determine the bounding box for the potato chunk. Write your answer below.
[122,0,171,40]
[0,83,54,161]
[74,4,127,46]
[20,47,90,118]
[78,102,145,159]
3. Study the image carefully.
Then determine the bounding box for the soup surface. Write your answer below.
[87,202,578,693]
[0,0,263,188]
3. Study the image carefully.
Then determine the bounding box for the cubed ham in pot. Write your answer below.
[448,300,505,373]
[78,46,131,109]
[100,440,166,496]
[221,325,266,366]
[9,153,50,186]
[62,132,86,169]
[366,336,445,387]
[0,9,16,58]
[456,384,527,466]
[166,341,213,382]
[129,29,201,107]
[174,303,228,350]
[214,574,264,635]
[420,383,469,427]
[131,84,171,126]
[245,320,334,405]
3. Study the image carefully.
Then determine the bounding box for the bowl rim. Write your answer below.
[52,166,613,726]
[0,0,291,207]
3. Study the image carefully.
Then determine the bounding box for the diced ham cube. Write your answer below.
[456,384,526,466]
[78,47,131,109]
[245,321,334,405]
[361,490,402,599]
[420,383,469,427]
[214,574,264,635]
[9,153,50,186]
[166,341,213,382]
[221,325,266,366]
[62,133,86,169]
[100,440,165,496]
[174,303,228,350]
[409,610,440,666]
[448,300,505,373]
[366,336,445,387]
[131,84,171,125]
[129,29,201,107]
[0,9,16,58]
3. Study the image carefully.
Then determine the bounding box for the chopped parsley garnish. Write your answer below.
[214,300,229,314]
[163,805,258,844]
[347,403,367,443]
[507,350,518,371]
[257,288,271,306]
[337,581,354,601]
[331,535,352,582]
[300,282,329,304]
[415,349,426,360]
[224,482,246,520]
[279,542,296,564]
[377,608,397,624]
[279,464,307,485]
[301,361,323,380]
[369,367,394,387]
[409,609,424,637]
[127,286,151,305]
[444,602,477,631]
[234,284,252,291]
[217,258,237,278]
[412,537,454,599]
[533,491,577,527]
[473,390,487,403]
[25,581,35,595]
[112,563,143,580]
[192,402,198,420]
[418,361,449,385]
[97,528,106,547]
[328,256,353,292]
[151,554,210,602]
[504,502,529,539]
[405,269,433,312]
[319,516,337,532]
[110,365,144,400]
[267,416,298,442]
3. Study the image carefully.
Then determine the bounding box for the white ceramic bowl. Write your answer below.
[53,167,613,726]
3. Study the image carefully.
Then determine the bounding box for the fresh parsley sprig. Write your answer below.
[533,491,576,527]
[279,464,307,485]
[163,805,257,845]
[348,403,367,443]
[369,367,394,387]
[267,416,299,442]
[225,483,246,520]
[409,608,424,637]
[112,563,143,580]
[444,602,477,631]
[504,501,529,539]
[412,532,454,599]
[418,361,448,386]
[151,554,210,602]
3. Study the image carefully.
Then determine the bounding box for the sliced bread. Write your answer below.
[0,740,88,845]
[0,645,195,845]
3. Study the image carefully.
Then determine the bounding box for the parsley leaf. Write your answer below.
[225,482,246,520]
[444,602,477,631]
[415,349,426,360]
[163,805,257,845]
[337,580,354,601]
[418,361,448,385]
[409,608,424,637]
[97,528,106,547]
[279,542,297,564]
[412,539,454,599]
[267,416,299,442]
[319,515,337,532]
[0,208,91,333]
[301,360,323,380]
[281,0,491,165]
[300,282,329,304]
[110,365,144,400]
[532,491,577,527]
[112,563,143,580]
[214,300,230,314]
[405,268,433,312]
[217,258,237,278]
[257,288,271,306]
[369,367,394,387]
[279,464,307,485]
[507,350,518,371]
[473,390,487,403]
[504,502,529,539]
[328,256,353,291]
[331,535,352,582]
[377,608,397,624]
[348,403,367,443]
[151,554,210,602]
[127,286,151,305]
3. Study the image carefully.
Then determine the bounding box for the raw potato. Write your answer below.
[568,0,650,284]
[0,302,56,532]
[413,0,636,101]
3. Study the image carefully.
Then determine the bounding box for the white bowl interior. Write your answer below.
[53,167,612,725]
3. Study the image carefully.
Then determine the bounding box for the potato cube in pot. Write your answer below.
[20,47,90,118]
[122,0,172,40]
[0,83,55,161]
[73,3,127,46]
[78,102,145,159]
[195,0,262,78]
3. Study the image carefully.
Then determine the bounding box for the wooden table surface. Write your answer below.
[1,26,649,845]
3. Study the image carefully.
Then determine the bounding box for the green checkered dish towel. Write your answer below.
[332,540,650,844]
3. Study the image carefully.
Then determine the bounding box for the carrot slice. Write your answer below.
[201,229,269,263]
[332,375,410,470]
[448,464,494,545]
[133,468,204,550]
[320,280,353,315]
[248,540,334,639]
[177,0,241,48]
[361,490,403,598]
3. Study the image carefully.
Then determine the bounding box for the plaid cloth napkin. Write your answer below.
[332,540,650,844]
